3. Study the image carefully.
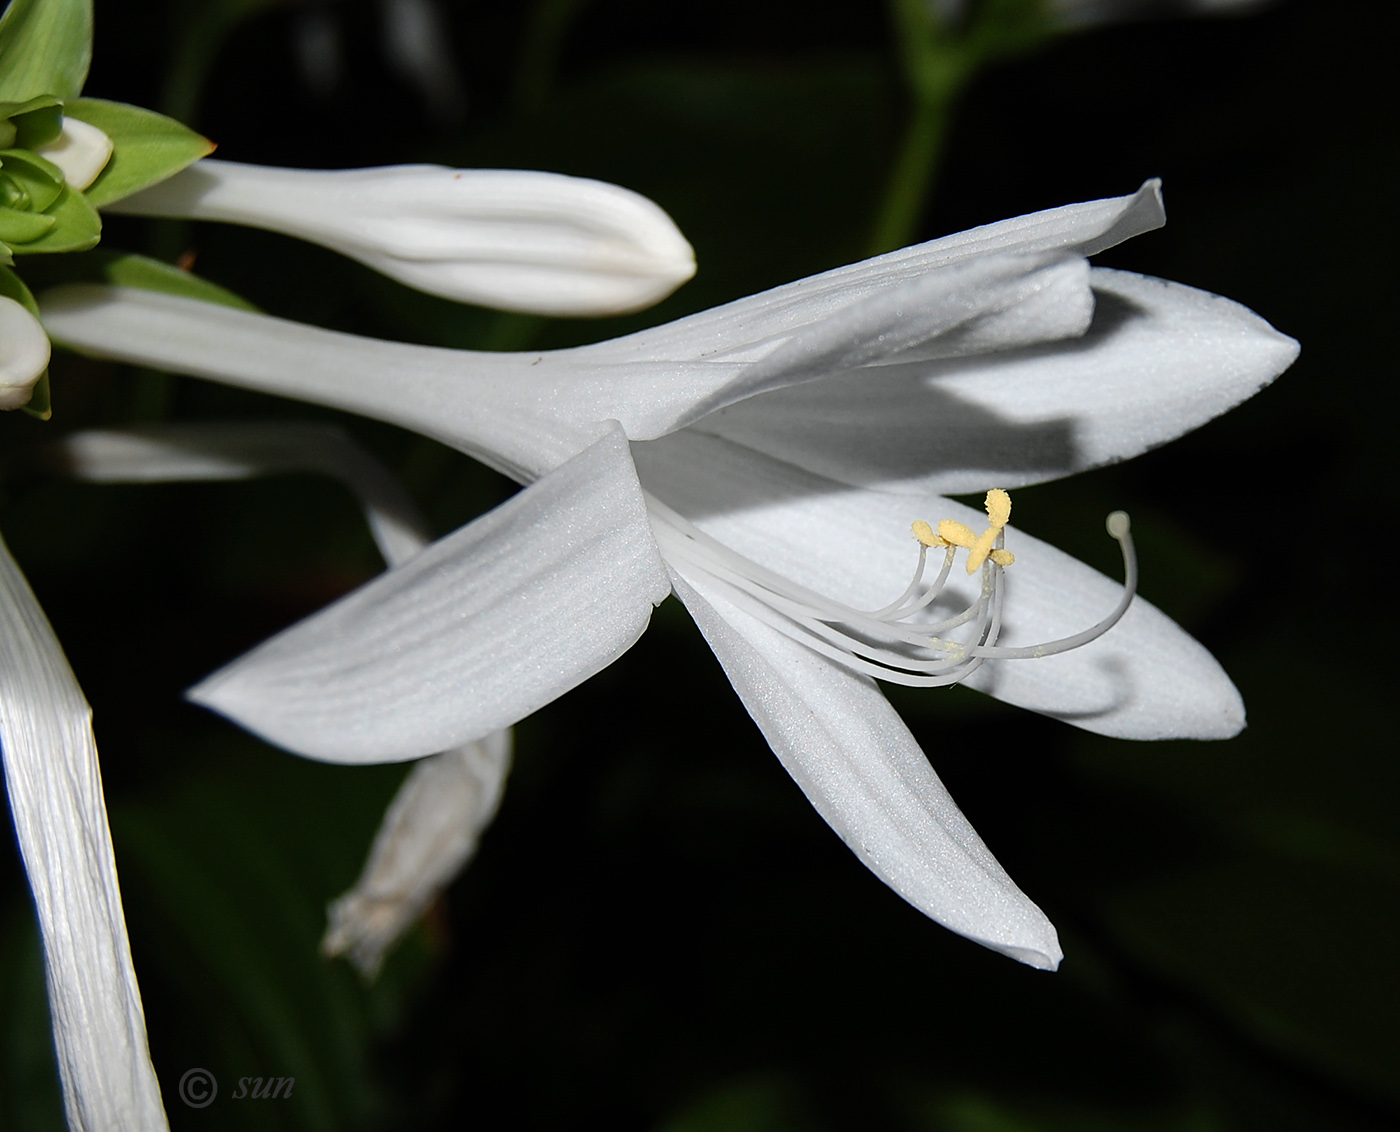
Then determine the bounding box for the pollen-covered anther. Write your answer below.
[935,519,977,548]
[938,488,1016,573]
[911,519,948,548]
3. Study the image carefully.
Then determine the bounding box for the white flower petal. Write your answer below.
[581,180,1164,369]
[0,532,168,1131]
[652,253,1096,431]
[189,425,670,762]
[636,430,1244,740]
[56,423,430,569]
[323,730,511,977]
[107,161,696,316]
[669,566,1062,969]
[0,295,51,410]
[693,268,1299,495]
[36,117,114,192]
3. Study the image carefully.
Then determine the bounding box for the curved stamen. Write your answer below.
[647,490,1136,688]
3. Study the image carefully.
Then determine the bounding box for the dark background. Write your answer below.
[2,0,1396,1128]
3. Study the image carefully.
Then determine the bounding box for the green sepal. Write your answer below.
[0,204,52,241]
[0,0,93,101]
[20,368,49,417]
[0,146,66,211]
[0,93,61,147]
[27,248,258,312]
[0,259,37,312]
[66,98,215,208]
[12,100,59,147]
[0,263,49,417]
[10,181,99,253]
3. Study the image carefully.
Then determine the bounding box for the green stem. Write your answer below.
[866,91,952,256]
[513,0,591,114]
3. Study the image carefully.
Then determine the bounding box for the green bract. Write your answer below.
[0,0,215,416]
[53,249,257,313]
[65,98,214,208]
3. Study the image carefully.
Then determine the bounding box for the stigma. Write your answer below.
[649,489,1137,688]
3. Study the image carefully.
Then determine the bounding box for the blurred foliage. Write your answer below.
[2,0,1398,1129]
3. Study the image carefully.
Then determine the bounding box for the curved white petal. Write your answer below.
[581,180,1164,368]
[58,424,518,950]
[55,423,430,569]
[693,268,1300,495]
[0,295,51,410]
[323,730,511,977]
[107,161,696,316]
[189,426,670,762]
[669,567,1062,969]
[636,431,1244,740]
[36,117,114,192]
[0,533,168,1131]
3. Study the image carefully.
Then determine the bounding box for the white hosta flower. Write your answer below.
[57,423,514,975]
[0,295,51,410]
[108,160,696,317]
[35,116,114,192]
[41,182,1299,968]
[0,532,168,1131]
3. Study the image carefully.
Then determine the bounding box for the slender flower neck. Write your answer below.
[650,489,1137,688]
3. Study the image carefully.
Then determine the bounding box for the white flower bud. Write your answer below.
[0,296,51,410]
[109,160,697,317]
[35,117,114,192]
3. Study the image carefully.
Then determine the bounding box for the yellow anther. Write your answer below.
[936,519,977,549]
[937,489,1016,573]
[966,529,1000,572]
[910,520,946,548]
[985,489,1011,529]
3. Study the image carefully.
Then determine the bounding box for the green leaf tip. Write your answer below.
[32,248,258,312]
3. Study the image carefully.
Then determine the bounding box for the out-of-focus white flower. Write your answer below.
[0,532,168,1131]
[107,160,696,317]
[0,296,51,410]
[35,116,114,192]
[1050,0,1274,28]
[42,183,1299,968]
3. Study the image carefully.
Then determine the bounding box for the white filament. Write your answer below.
[649,495,1137,687]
